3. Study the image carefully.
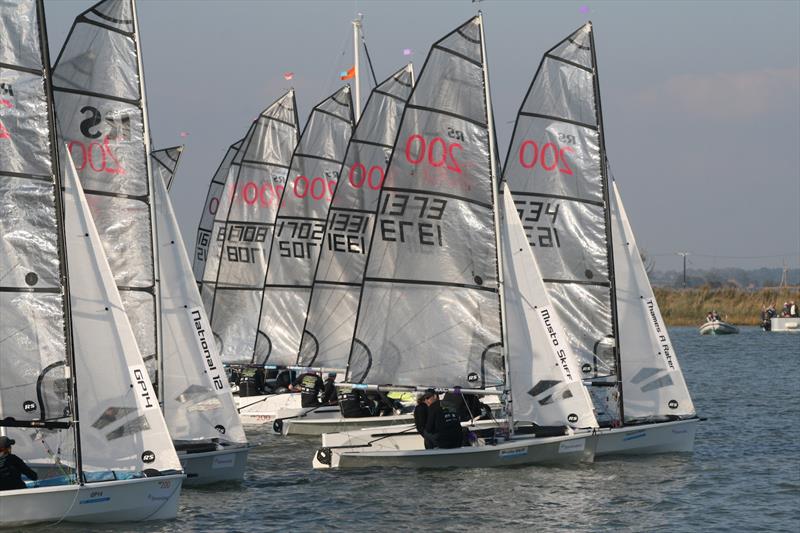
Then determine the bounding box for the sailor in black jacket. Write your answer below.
[423,394,464,449]
[0,436,38,491]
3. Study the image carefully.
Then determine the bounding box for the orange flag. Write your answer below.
[339,66,355,80]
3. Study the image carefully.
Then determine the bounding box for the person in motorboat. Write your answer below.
[321,373,338,405]
[760,306,771,331]
[711,310,721,321]
[0,436,38,491]
[781,302,792,317]
[705,311,714,323]
[292,372,324,408]
[423,393,464,449]
[790,301,798,317]
[414,393,430,446]
[337,386,372,418]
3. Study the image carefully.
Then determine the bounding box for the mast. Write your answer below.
[131,0,164,404]
[478,12,511,428]
[588,22,624,423]
[352,14,362,122]
[37,0,83,481]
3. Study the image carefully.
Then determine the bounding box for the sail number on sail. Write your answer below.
[218,223,269,263]
[276,219,325,258]
[514,198,562,248]
[379,191,445,247]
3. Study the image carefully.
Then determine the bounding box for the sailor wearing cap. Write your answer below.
[0,436,38,491]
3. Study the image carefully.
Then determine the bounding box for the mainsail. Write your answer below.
[500,184,598,428]
[1,0,76,469]
[255,86,354,366]
[347,16,505,389]
[502,23,618,383]
[610,180,695,420]
[52,0,164,390]
[193,138,243,290]
[203,90,300,365]
[154,165,247,445]
[298,65,414,370]
[1,0,179,475]
[152,144,184,191]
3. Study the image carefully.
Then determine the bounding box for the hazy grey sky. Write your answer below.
[43,0,800,272]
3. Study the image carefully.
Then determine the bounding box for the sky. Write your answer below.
[43,0,800,273]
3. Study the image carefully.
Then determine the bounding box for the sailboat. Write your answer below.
[1,1,183,524]
[313,14,597,469]
[51,0,251,482]
[502,22,699,454]
[151,145,184,191]
[276,65,417,436]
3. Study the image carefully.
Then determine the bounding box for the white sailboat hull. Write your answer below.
[770,317,800,332]
[317,418,698,460]
[280,413,414,436]
[0,474,184,527]
[234,392,308,424]
[699,320,739,335]
[314,432,596,469]
[179,446,251,486]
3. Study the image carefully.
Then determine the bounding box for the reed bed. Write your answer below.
[652,287,800,326]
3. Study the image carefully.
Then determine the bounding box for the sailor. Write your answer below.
[320,373,338,405]
[273,369,293,392]
[365,389,395,416]
[0,436,38,491]
[414,393,430,445]
[338,386,371,418]
[424,393,464,449]
[253,367,267,395]
[293,372,324,408]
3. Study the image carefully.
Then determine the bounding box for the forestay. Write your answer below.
[154,168,247,445]
[502,23,617,379]
[0,0,75,469]
[610,180,695,420]
[298,65,413,370]
[151,144,184,191]
[500,185,597,428]
[193,138,243,291]
[202,91,299,365]
[348,17,504,389]
[256,86,354,366]
[52,0,163,387]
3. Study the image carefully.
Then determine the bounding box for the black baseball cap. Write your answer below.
[0,436,15,448]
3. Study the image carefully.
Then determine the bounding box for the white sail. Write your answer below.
[502,23,616,380]
[348,17,504,389]
[52,0,162,387]
[1,0,75,468]
[154,167,247,445]
[62,147,181,473]
[152,145,184,191]
[204,91,300,365]
[610,181,695,420]
[298,65,414,370]
[256,86,354,366]
[500,184,598,428]
[193,138,243,292]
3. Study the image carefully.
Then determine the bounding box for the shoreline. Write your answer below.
[653,287,800,326]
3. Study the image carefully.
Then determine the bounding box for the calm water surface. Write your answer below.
[23,327,800,532]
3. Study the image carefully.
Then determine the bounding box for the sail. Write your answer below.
[193,138,243,292]
[348,16,504,389]
[154,168,247,445]
[256,86,354,366]
[610,181,695,420]
[151,144,184,191]
[502,23,617,379]
[298,65,414,370]
[500,185,598,428]
[52,0,162,386]
[62,146,181,473]
[0,0,75,468]
[203,91,300,365]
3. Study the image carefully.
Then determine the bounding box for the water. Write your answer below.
[25,327,800,532]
